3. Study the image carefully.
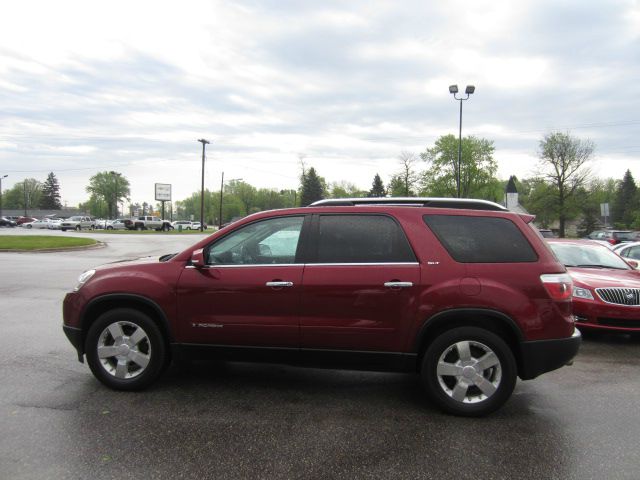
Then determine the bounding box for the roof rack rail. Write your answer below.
[309,197,507,211]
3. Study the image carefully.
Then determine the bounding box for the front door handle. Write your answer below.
[384,281,413,289]
[266,281,294,288]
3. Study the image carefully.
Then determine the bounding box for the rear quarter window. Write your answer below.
[423,214,538,263]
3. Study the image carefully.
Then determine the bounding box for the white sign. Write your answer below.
[600,203,609,217]
[155,183,172,201]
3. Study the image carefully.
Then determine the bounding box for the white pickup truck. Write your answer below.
[123,216,173,231]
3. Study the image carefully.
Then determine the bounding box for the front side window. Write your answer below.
[424,214,538,263]
[206,216,304,265]
[314,214,416,264]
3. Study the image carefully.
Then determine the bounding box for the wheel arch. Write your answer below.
[78,294,173,357]
[413,308,524,374]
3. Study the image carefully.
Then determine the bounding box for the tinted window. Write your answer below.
[315,215,416,263]
[207,216,304,265]
[424,215,538,263]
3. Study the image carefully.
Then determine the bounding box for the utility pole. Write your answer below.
[0,174,7,219]
[197,139,210,232]
[219,171,224,229]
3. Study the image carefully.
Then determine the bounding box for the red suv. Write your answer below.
[63,198,580,416]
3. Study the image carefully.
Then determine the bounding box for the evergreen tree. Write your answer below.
[611,169,638,227]
[39,172,62,209]
[300,167,324,206]
[368,173,386,197]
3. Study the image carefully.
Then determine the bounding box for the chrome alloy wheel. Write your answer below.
[436,340,502,404]
[97,321,151,380]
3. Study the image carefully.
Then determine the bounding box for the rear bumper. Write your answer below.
[519,328,581,380]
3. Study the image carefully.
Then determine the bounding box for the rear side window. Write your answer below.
[315,214,416,263]
[424,215,538,263]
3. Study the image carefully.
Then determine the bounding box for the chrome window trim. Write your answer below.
[185,262,420,269]
[305,262,420,267]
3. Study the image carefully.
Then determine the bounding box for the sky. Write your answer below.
[1,0,639,208]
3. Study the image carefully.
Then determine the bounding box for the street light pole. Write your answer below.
[219,171,224,230]
[197,139,210,232]
[0,174,7,219]
[449,85,475,198]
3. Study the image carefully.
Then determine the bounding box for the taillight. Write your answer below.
[607,238,617,245]
[540,274,573,301]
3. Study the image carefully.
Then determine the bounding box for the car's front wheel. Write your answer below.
[85,308,167,390]
[421,326,516,417]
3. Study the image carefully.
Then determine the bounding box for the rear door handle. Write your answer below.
[266,281,294,288]
[384,282,413,288]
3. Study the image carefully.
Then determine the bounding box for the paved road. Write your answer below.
[0,229,639,479]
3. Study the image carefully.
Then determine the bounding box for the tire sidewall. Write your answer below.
[85,308,166,391]
[421,326,517,417]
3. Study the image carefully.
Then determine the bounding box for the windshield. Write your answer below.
[614,231,634,240]
[548,242,631,270]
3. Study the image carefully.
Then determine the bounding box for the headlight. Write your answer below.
[74,269,96,291]
[573,286,594,300]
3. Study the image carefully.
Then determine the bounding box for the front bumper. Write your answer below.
[63,325,84,362]
[573,299,640,332]
[519,328,581,380]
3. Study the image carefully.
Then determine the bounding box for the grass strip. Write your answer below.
[0,235,97,251]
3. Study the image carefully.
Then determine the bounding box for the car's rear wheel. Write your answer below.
[421,326,516,417]
[75,225,81,231]
[85,308,167,390]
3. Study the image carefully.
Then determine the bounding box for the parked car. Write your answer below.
[62,197,580,417]
[123,216,173,231]
[61,216,95,231]
[613,241,640,262]
[171,220,194,230]
[22,219,52,229]
[47,218,63,230]
[191,221,207,230]
[587,229,635,246]
[538,229,556,238]
[547,238,640,333]
[106,219,127,230]
[0,216,17,227]
[16,216,37,225]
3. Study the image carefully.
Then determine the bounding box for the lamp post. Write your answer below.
[0,174,7,219]
[448,84,475,198]
[197,139,210,232]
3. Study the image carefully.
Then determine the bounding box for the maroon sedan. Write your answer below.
[547,239,640,332]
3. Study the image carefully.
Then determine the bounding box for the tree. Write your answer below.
[368,173,386,197]
[391,151,420,197]
[300,167,325,206]
[538,132,594,237]
[39,172,62,210]
[611,170,638,228]
[3,179,42,212]
[86,171,131,219]
[420,135,497,198]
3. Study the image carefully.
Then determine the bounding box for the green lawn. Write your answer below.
[0,236,98,251]
[94,228,213,235]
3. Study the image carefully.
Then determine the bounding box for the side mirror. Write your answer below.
[626,259,639,269]
[191,248,205,267]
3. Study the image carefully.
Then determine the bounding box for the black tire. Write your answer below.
[61,228,66,232]
[421,327,517,417]
[85,308,167,391]
[107,226,113,230]
[75,225,81,231]
[26,224,32,229]
[136,224,143,231]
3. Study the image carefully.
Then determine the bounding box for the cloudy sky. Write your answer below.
[1,0,639,207]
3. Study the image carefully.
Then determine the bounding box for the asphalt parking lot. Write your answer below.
[1,229,639,479]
